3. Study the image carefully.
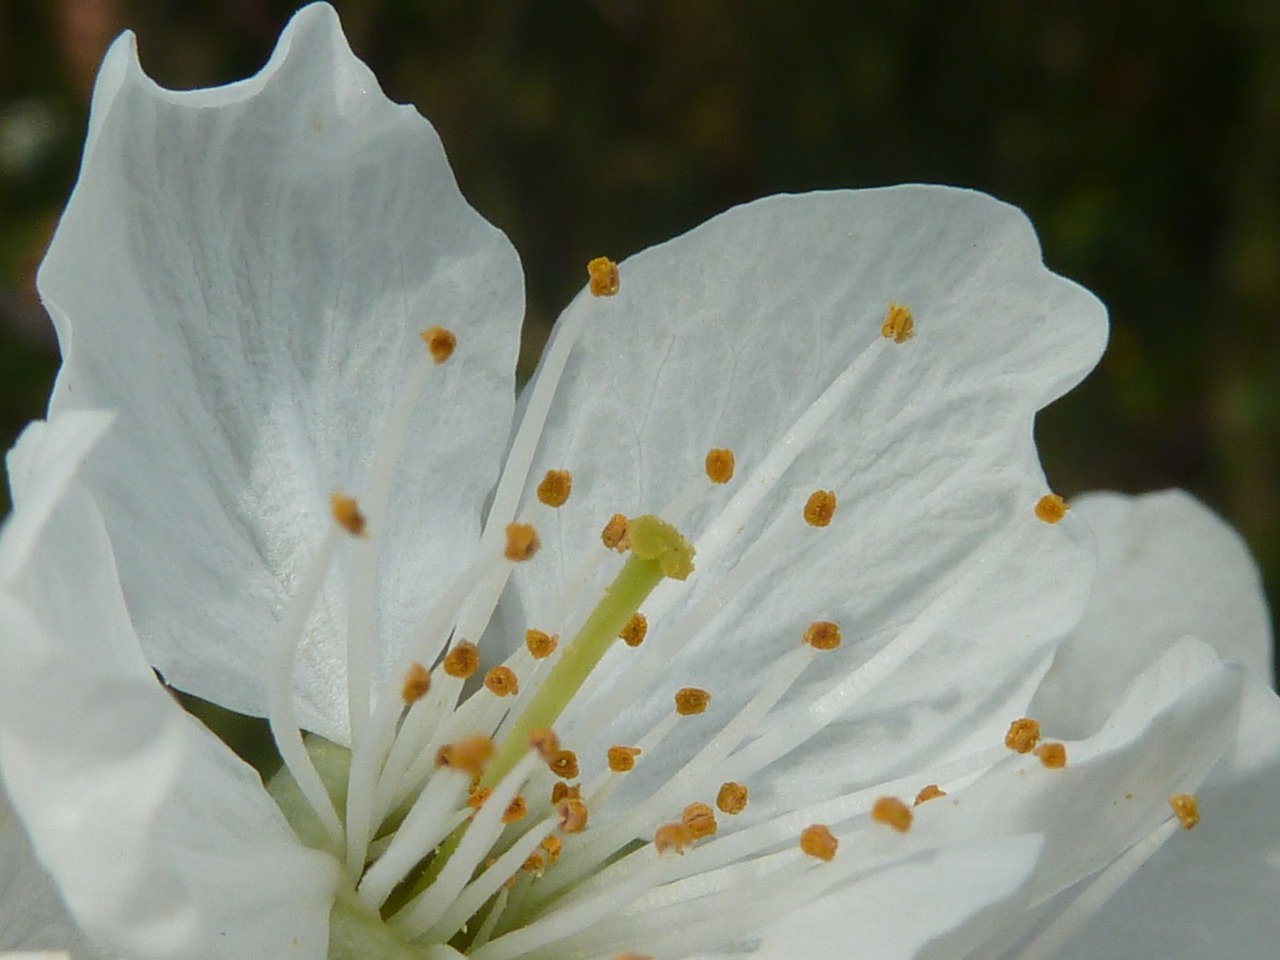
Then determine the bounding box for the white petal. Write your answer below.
[1031,490,1274,739]
[511,187,1104,797]
[0,427,338,960]
[0,781,104,958]
[38,2,523,740]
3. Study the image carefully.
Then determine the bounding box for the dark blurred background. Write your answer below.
[2,1,1278,647]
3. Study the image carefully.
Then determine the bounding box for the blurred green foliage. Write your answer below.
[2,0,1278,650]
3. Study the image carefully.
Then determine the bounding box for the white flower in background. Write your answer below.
[0,3,1275,960]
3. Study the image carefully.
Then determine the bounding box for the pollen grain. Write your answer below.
[717,781,749,815]
[525,628,559,659]
[683,802,718,839]
[800,824,838,861]
[914,784,946,806]
[803,620,842,651]
[537,469,573,508]
[619,612,648,648]
[705,448,736,484]
[881,302,915,343]
[1168,793,1200,829]
[401,662,432,703]
[330,491,366,537]
[443,641,480,679]
[675,687,711,716]
[420,325,457,364]
[803,490,837,527]
[870,796,913,833]
[484,665,519,698]
[601,513,630,551]
[588,256,621,297]
[1035,742,1067,769]
[1035,493,1069,524]
[1005,717,1041,754]
[608,746,642,772]
[504,523,541,561]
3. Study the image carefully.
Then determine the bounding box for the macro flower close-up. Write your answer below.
[0,4,1277,960]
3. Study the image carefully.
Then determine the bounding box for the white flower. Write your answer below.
[0,3,1274,960]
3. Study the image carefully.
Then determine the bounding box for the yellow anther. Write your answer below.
[550,782,580,807]
[1035,493,1069,524]
[705,448,736,484]
[870,796,913,833]
[330,491,367,536]
[803,620,842,651]
[501,795,528,824]
[914,784,947,806]
[881,302,915,343]
[608,745,642,772]
[525,628,559,659]
[601,513,630,552]
[527,728,561,763]
[420,325,457,364]
[1035,742,1067,769]
[435,735,495,777]
[443,641,480,679]
[654,822,694,855]
[1005,717,1041,754]
[556,797,589,833]
[466,786,492,810]
[537,469,573,508]
[484,665,519,698]
[587,256,620,297]
[550,749,580,780]
[675,687,711,716]
[717,781,748,815]
[682,802,718,840]
[522,852,545,875]
[803,490,837,527]
[401,662,432,703]
[626,515,695,580]
[504,523,541,561]
[1168,793,1200,830]
[799,824,838,861]
[619,612,648,648]
[540,834,563,865]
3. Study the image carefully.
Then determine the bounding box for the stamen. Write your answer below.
[803,489,837,527]
[330,491,367,536]
[435,734,496,778]
[400,662,431,703]
[536,469,573,508]
[675,687,711,716]
[682,803,718,839]
[717,782,748,815]
[799,824,838,861]
[1168,793,1199,829]
[608,746,642,772]
[880,302,915,343]
[550,781,579,806]
[654,823,694,855]
[502,795,527,824]
[588,256,621,297]
[1034,493,1068,524]
[420,325,457,364]
[504,523,541,561]
[557,797,589,834]
[541,835,563,864]
[802,620,842,650]
[444,641,481,679]
[704,448,736,484]
[914,784,946,806]
[525,628,559,659]
[619,613,648,647]
[1005,717,1041,753]
[1035,742,1067,769]
[484,666,520,698]
[550,750,580,780]
[870,796,913,832]
[601,513,629,551]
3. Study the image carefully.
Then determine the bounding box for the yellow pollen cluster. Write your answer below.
[541,834,563,864]
[799,824,838,861]
[550,750,580,780]
[467,786,492,811]
[717,781,749,815]
[501,795,527,824]
[1035,493,1069,524]
[675,687,711,716]
[871,796,913,832]
[443,641,480,679]
[803,489,837,527]
[683,802,718,839]
[1168,793,1200,829]
[400,662,432,703]
[504,523,541,561]
[484,665,519,697]
[557,797,589,833]
[619,613,648,648]
[525,628,558,659]
[803,620,842,651]
[537,469,573,507]
[881,302,915,343]
[1035,742,1067,769]
[419,325,457,364]
[330,491,367,537]
[654,822,694,855]
[435,735,495,777]
[705,447,736,484]
[1005,717,1041,753]
[601,513,630,551]
[522,852,545,876]
[607,745,642,772]
[587,256,621,297]
[914,784,946,806]
[550,782,580,806]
